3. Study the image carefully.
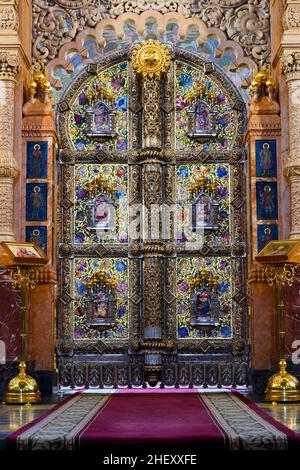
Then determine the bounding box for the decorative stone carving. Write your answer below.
[0,3,18,30]
[281,50,300,239]
[0,78,19,241]
[32,0,270,65]
[0,51,19,80]
[110,0,190,17]
[282,50,300,76]
[283,5,300,30]
[142,79,161,149]
[285,168,300,239]
[191,0,270,62]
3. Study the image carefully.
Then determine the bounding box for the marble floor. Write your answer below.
[0,390,300,449]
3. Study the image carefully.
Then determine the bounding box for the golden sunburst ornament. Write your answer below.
[131,40,171,79]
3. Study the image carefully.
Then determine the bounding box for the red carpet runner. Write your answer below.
[6,390,300,450]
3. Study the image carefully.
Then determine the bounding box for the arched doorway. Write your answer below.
[56,44,247,388]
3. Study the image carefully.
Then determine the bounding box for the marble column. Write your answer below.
[282,52,300,239]
[281,0,300,239]
[0,51,19,241]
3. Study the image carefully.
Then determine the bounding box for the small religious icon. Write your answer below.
[93,292,109,321]
[192,192,219,231]
[87,194,115,232]
[257,225,278,253]
[26,142,47,179]
[26,183,47,221]
[261,186,274,217]
[255,140,277,177]
[30,186,43,219]
[256,182,278,220]
[16,247,38,258]
[259,143,273,176]
[196,103,209,131]
[187,101,218,142]
[87,288,116,327]
[190,287,220,326]
[87,101,116,139]
[26,227,47,254]
[196,289,211,322]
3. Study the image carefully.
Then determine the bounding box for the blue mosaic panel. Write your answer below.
[256,182,278,220]
[26,142,48,179]
[26,183,47,221]
[255,140,277,177]
[25,226,47,255]
[257,224,278,254]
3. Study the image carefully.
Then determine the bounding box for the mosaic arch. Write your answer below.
[42,11,257,105]
[57,44,248,388]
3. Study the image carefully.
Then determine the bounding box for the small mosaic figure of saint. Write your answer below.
[30,186,43,220]
[29,229,46,253]
[259,142,273,176]
[195,103,208,132]
[31,144,44,178]
[260,185,274,218]
[93,297,109,320]
[196,290,211,322]
[261,227,272,249]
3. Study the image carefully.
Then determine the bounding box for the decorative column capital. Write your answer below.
[281,50,300,79]
[285,165,300,177]
[0,0,18,32]
[0,50,20,80]
[283,3,300,31]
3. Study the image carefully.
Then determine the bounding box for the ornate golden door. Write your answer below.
[57,42,247,388]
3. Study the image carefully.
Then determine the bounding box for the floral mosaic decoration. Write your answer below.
[177,163,230,246]
[74,164,128,244]
[74,258,128,340]
[177,257,232,339]
[69,62,128,151]
[176,61,237,152]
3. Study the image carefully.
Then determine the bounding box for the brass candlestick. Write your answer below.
[4,266,41,405]
[263,263,300,402]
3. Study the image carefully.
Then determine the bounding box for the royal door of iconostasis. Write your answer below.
[57,42,247,388]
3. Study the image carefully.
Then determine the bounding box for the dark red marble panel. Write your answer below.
[0,270,21,361]
[284,273,300,360]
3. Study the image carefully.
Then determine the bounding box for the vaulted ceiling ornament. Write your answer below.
[32,0,270,66]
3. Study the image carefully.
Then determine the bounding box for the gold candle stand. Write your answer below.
[4,266,41,405]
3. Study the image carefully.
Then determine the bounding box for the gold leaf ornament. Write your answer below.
[131,40,171,79]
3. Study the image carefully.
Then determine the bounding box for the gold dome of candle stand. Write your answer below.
[256,240,300,403]
[1,241,48,406]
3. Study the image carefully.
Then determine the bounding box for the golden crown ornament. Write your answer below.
[131,40,171,79]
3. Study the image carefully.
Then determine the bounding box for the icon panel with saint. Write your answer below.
[257,224,278,254]
[26,226,47,255]
[256,182,278,220]
[26,183,48,221]
[86,289,116,328]
[190,287,220,326]
[86,101,117,139]
[26,141,48,179]
[255,140,277,177]
[191,192,219,232]
[86,193,116,232]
